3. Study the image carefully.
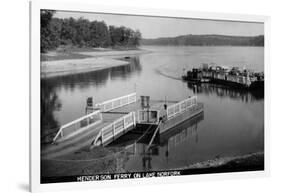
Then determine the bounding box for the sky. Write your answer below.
[54,11,264,39]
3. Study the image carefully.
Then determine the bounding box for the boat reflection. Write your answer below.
[110,113,204,171]
[159,112,204,148]
[187,82,264,102]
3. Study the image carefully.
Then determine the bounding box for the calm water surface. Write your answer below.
[41,46,264,172]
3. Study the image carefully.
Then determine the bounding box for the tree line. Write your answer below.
[41,10,142,53]
[141,34,264,46]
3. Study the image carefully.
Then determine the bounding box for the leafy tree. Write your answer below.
[40,12,142,52]
[40,10,56,52]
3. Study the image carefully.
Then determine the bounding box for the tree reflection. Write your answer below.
[40,56,141,144]
[110,57,142,80]
[42,56,142,91]
[41,80,61,145]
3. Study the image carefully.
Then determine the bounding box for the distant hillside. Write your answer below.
[141,35,264,46]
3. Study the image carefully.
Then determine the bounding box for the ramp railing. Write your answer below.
[53,110,103,142]
[93,112,136,146]
[166,96,197,119]
[94,93,137,112]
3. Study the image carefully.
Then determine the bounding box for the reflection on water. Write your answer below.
[42,57,141,91]
[187,82,264,102]
[41,46,264,174]
[41,81,61,144]
[135,113,204,172]
[159,113,203,148]
[105,113,204,172]
[40,57,141,143]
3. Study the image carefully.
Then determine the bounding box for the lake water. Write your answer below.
[41,46,264,173]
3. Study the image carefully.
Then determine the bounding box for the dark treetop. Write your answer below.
[41,10,142,53]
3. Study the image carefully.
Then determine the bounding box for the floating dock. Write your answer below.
[108,112,204,156]
[41,93,203,159]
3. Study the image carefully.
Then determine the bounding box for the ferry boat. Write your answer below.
[182,63,264,90]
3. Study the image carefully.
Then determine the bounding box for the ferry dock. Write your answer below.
[41,93,203,159]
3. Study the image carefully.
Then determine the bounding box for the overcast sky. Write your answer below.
[54,11,264,39]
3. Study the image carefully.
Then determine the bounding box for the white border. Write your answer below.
[30,0,270,192]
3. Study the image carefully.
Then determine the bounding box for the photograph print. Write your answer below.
[40,9,264,183]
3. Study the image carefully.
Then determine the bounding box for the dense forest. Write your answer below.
[141,34,264,46]
[41,10,142,53]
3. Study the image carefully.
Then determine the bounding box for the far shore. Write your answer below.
[41,48,150,78]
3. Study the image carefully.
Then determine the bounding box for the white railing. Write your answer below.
[53,110,103,142]
[94,93,137,112]
[94,112,136,146]
[138,110,160,124]
[167,96,197,119]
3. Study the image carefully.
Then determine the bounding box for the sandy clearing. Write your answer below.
[41,49,151,78]
[41,57,129,78]
[77,49,151,57]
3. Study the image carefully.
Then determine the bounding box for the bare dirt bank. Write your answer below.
[41,49,150,78]
[41,57,129,78]
[77,49,150,58]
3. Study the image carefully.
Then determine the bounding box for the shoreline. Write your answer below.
[41,49,150,78]
[41,151,264,178]
[175,152,264,174]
